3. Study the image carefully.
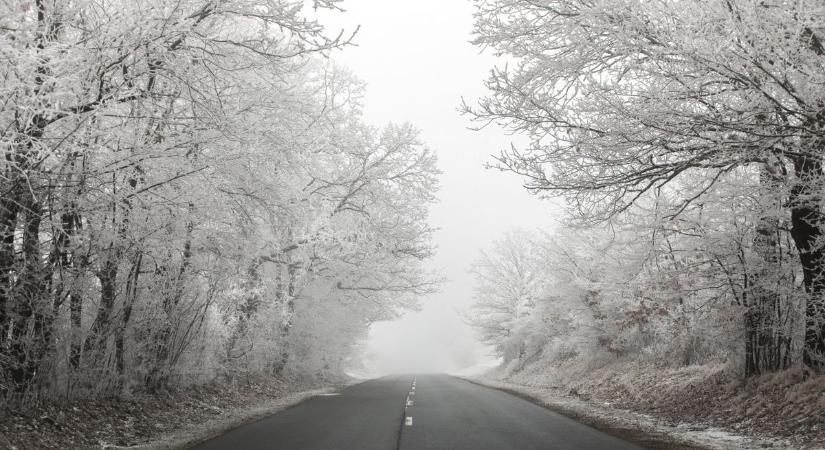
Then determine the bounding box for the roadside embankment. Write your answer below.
[0,375,353,450]
[464,360,824,450]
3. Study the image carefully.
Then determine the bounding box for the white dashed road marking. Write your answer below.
[405,416,413,426]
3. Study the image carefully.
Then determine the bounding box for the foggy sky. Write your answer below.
[317,1,560,375]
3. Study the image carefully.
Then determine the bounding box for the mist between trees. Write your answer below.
[0,1,441,402]
[464,0,825,377]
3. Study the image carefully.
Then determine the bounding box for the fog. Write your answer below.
[318,1,560,376]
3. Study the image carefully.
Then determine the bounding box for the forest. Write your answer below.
[3,0,825,447]
[0,0,439,402]
[466,0,825,380]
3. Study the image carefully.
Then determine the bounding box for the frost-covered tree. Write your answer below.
[468,230,548,368]
[468,209,787,378]
[0,0,440,400]
[467,0,825,372]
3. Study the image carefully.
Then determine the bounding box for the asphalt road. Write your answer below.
[192,374,646,450]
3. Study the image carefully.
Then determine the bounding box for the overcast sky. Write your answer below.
[316,1,560,375]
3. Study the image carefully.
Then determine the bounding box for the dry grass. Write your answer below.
[0,375,345,449]
[504,358,825,448]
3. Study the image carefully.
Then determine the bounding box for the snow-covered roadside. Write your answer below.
[462,377,803,450]
[104,387,335,450]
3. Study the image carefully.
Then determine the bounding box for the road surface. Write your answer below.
[192,374,645,450]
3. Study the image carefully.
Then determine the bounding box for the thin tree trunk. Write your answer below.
[116,253,142,380]
[0,194,19,353]
[49,208,83,372]
[274,262,297,376]
[147,208,194,390]
[746,160,789,376]
[69,292,82,370]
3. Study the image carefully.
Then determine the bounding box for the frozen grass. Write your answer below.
[104,387,334,450]
[0,375,351,449]
[468,358,824,450]
[467,376,796,450]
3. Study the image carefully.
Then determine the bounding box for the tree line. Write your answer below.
[466,0,825,376]
[0,0,439,401]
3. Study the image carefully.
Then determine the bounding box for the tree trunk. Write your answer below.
[85,171,134,376]
[69,293,83,370]
[147,212,194,390]
[51,209,84,371]
[115,253,142,380]
[83,254,118,370]
[0,0,65,394]
[0,194,19,353]
[746,160,791,376]
[274,262,297,376]
[225,261,262,362]
[9,198,46,392]
[788,154,825,372]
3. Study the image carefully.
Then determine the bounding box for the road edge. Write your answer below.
[456,376,796,450]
